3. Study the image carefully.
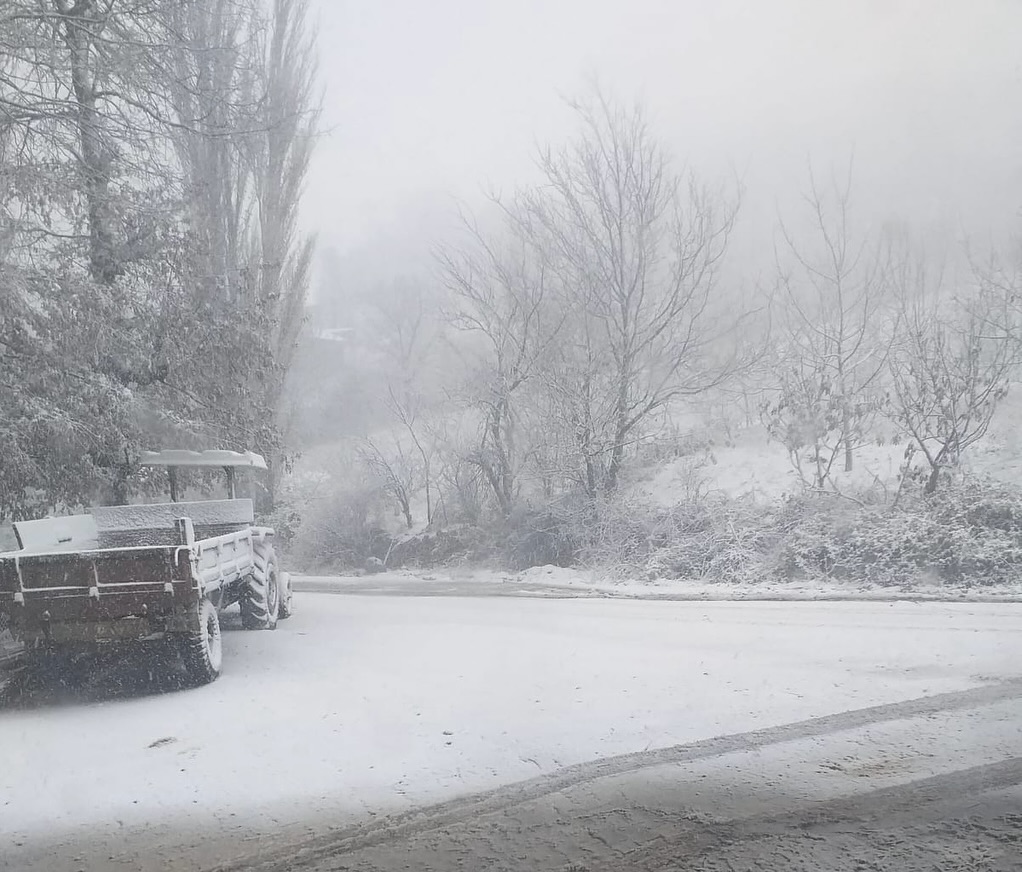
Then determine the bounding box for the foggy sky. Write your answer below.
[305,0,1022,289]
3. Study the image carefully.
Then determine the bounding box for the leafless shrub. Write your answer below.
[357,438,419,529]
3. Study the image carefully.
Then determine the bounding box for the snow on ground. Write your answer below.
[635,387,1022,507]
[1,593,1020,856]
[634,431,914,505]
[283,696,1022,872]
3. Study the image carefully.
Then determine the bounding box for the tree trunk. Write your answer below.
[605,374,631,493]
[606,429,626,493]
[842,404,854,472]
[479,458,512,518]
[924,464,941,495]
[62,3,119,286]
[585,455,598,498]
[486,398,515,516]
[579,375,599,498]
[259,448,284,515]
[99,449,132,506]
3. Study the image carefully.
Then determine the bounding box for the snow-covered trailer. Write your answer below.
[0,451,293,688]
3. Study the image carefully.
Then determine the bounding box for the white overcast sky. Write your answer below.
[304,0,1022,279]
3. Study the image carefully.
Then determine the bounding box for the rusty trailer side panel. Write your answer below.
[0,521,266,652]
[0,545,198,647]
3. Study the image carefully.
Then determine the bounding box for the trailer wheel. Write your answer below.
[278,572,294,620]
[181,597,222,685]
[240,545,280,630]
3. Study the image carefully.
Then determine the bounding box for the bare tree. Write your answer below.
[361,277,445,525]
[160,0,273,457]
[888,260,1022,494]
[437,219,559,516]
[166,0,262,302]
[250,0,317,419]
[164,0,318,507]
[436,90,744,503]
[358,438,418,529]
[519,89,742,494]
[432,428,486,526]
[763,166,893,490]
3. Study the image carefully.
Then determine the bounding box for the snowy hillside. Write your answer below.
[631,385,1022,506]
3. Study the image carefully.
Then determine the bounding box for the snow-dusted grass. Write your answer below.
[2,593,1020,848]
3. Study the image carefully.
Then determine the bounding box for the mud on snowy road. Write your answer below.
[2,590,1021,871]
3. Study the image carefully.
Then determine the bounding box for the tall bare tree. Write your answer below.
[438,219,558,516]
[353,276,445,526]
[519,90,741,494]
[163,0,317,506]
[251,0,316,407]
[438,90,744,505]
[248,0,317,507]
[763,166,893,490]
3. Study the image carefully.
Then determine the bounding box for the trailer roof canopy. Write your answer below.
[140,450,268,470]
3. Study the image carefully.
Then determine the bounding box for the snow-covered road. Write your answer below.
[1,590,1020,871]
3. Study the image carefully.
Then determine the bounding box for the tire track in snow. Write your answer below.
[214,678,1022,872]
[622,757,1022,871]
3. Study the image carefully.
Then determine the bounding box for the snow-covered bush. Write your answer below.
[386,526,491,568]
[860,512,951,583]
[926,478,1022,584]
[547,494,774,583]
[501,507,578,570]
[775,478,1022,587]
[642,498,778,583]
[929,477,1022,534]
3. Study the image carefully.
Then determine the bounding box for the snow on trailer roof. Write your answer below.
[140,450,268,470]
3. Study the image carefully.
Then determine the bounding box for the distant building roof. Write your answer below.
[314,327,354,342]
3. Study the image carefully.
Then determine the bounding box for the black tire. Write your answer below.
[240,543,280,630]
[278,571,294,620]
[180,597,222,685]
